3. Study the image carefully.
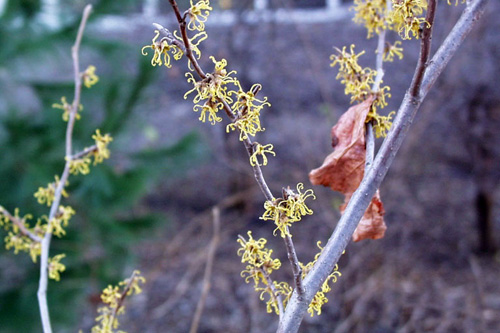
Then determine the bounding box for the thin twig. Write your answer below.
[372,28,387,92]
[0,207,42,243]
[283,232,304,298]
[37,5,93,333]
[277,0,489,331]
[410,0,437,97]
[108,271,140,328]
[168,0,206,79]
[72,145,98,160]
[189,207,221,333]
[365,122,375,170]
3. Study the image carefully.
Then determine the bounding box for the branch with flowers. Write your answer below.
[0,4,146,333]
[139,0,488,331]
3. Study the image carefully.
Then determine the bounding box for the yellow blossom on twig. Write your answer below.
[260,183,316,238]
[48,254,66,281]
[141,30,184,68]
[352,0,390,38]
[188,0,213,31]
[250,143,275,166]
[388,0,429,40]
[83,65,99,88]
[52,96,83,122]
[34,176,69,207]
[68,156,91,175]
[92,129,113,165]
[383,41,404,62]
[92,270,146,333]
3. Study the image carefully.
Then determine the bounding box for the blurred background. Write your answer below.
[0,0,499,332]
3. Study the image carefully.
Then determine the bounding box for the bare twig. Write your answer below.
[71,145,98,160]
[284,232,304,298]
[152,249,207,319]
[189,207,221,333]
[37,5,93,333]
[410,0,437,98]
[372,28,387,92]
[277,0,488,331]
[365,122,375,170]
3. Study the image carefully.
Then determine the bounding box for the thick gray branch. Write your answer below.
[277,0,488,331]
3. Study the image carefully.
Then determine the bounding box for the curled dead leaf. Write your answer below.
[309,96,387,242]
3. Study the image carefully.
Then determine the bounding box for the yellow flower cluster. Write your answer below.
[68,130,113,175]
[48,254,66,281]
[69,156,91,175]
[300,242,342,316]
[330,45,394,138]
[330,45,378,103]
[141,30,184,68]
[352,0,429,41]
[34,176,69,207]
[185,56,238,106]
[92,270,146,333]
[52,96,83,122]
[48,205,75,238]
[227,83,270,141]
[83,65,99,88]
[0,207,43,263]
[352,0,389,38]
[447,0,465,5]
[389,0,429,40]
[92,129,113,165]
[237,232,290,314]
[260,183,316,238]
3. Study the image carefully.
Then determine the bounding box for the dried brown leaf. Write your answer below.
[309,97,374,193]
[341,190,387,242]
[309,96,387,242]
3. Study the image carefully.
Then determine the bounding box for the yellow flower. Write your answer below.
[119,270,146,296]
[92,271,146,333]
[250,143,275,166]
[52,96,83,122]
[300,242,342,316]
[368,110,396,138]
[185,56,238,112]
[92,129,113,165]
[188,0,213,31]
[330,45,377,103]
[383,41,404,62]
[34,176,69,207]
[68,156,91,175]
[388,0,428,40]
[48,254,66,281]
[351,0,389,38]
[48,205,75,237]
[260,183,316,238]
[83,65,99,88]
[193,99,223,124]
[141,30,183,68]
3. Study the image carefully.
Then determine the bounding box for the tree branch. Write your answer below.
[277,0,488,331]
[37,5,93,333]
[166,0,303,297]
[189,207,221,333]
